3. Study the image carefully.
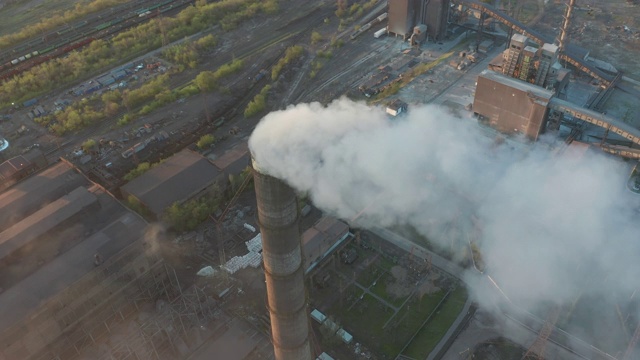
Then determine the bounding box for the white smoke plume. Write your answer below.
[249,98,640,347]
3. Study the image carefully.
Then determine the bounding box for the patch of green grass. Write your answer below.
[382,289,447,357]
[369,272,410,308]
[378,255,396,271]
[330,292,393,338]
[403,286,468,359]
[356,265,383,288]
[329,282,452,359]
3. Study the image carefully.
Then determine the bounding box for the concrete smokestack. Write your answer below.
[252,158,312,360]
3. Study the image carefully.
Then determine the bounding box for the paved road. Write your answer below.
[427,298,473,360]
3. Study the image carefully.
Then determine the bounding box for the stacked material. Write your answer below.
[221,233,263,274]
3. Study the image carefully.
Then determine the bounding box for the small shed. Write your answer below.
[386,99,408,117]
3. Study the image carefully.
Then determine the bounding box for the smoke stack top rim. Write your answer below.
[251,154,266,175]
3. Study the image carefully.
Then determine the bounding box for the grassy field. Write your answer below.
[0,0,80,37]
[403,286,468,359]
[325,243,469,359]
[331,287,450,359]
[369,272,411,308]
[331,291,394,340]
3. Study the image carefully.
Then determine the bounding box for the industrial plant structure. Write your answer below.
[473,69,554,140]
[388,0,449,41]
[0,160,218,360]
[252,158,312,360]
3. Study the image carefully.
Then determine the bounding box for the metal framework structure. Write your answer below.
[555,0,575,54]
[27,255,218,360]
[521,307,561,360]
[452,0,613,86]
[623,323,640,360]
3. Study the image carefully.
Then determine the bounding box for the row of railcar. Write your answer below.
[0,38,97,80]
[0,0,167,63]
[0,0,188,81]
[135,0,174,15]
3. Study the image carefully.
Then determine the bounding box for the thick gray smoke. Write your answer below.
[249,98,640,344]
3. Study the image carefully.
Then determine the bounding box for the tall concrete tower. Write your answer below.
[252,158,312,360]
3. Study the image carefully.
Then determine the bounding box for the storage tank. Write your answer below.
[388,0,416,40]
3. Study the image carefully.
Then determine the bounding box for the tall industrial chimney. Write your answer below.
[252,158,312,360]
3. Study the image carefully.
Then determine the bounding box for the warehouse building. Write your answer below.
[121,149,222,218]
[302,216,352,274]
[0,160,166,359]
[0,150,47,192]
[473,69,554,140]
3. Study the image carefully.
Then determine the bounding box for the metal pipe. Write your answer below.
[557,0,576,53]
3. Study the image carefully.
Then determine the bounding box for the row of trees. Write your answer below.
[163,167,253,232]
[161,34,218,70]
[374,51,454,100]
[335,0,377,20]
[271,45,304,80]
[0,0,131,49]
[164,187,224,232]
[194,59,244,92]
[36,55,243,134]
[196,134,216,149]
[34,97,106,134]
[34,74,172,134]
[124,160,165,181]
[244,84,271,117]
[0,0,278,108]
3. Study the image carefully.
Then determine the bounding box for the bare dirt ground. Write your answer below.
[387,265,413,299]
[536,0,640,78]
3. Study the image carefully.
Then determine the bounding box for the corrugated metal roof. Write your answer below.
[211,141,249,171]
[478,70,554,100]
[0,162,85,230]
[0,155,30,178]
[0,187,97,260]
[122,149,220,216]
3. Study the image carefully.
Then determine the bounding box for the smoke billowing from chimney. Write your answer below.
[249,98,640,345]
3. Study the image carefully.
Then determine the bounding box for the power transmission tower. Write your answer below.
[156,10,168,47]
[522,306,561,360]
[623,323,640,360]
[211,171,254,266]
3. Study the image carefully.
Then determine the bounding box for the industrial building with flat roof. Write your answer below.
[0,150,47,192]
[473,69,554,140]
[0,160,173,360]
[120,149,222,217]
[302,216,351,274]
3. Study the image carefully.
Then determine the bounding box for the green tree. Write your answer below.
[195,71,217,92]
[244,85,271,117]
[311,31,323,44]
[124,162,151,181]
[197,134,215,149]
[271,45,304,80]
[82,139,98,153]
[195,34,218,49]
[335,0,348,18]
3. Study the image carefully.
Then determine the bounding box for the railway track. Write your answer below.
[43,3,331,162]
[0,0,152,60]
[0,0,192,81]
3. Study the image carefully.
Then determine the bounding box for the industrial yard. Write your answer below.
[2,0,640,359]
